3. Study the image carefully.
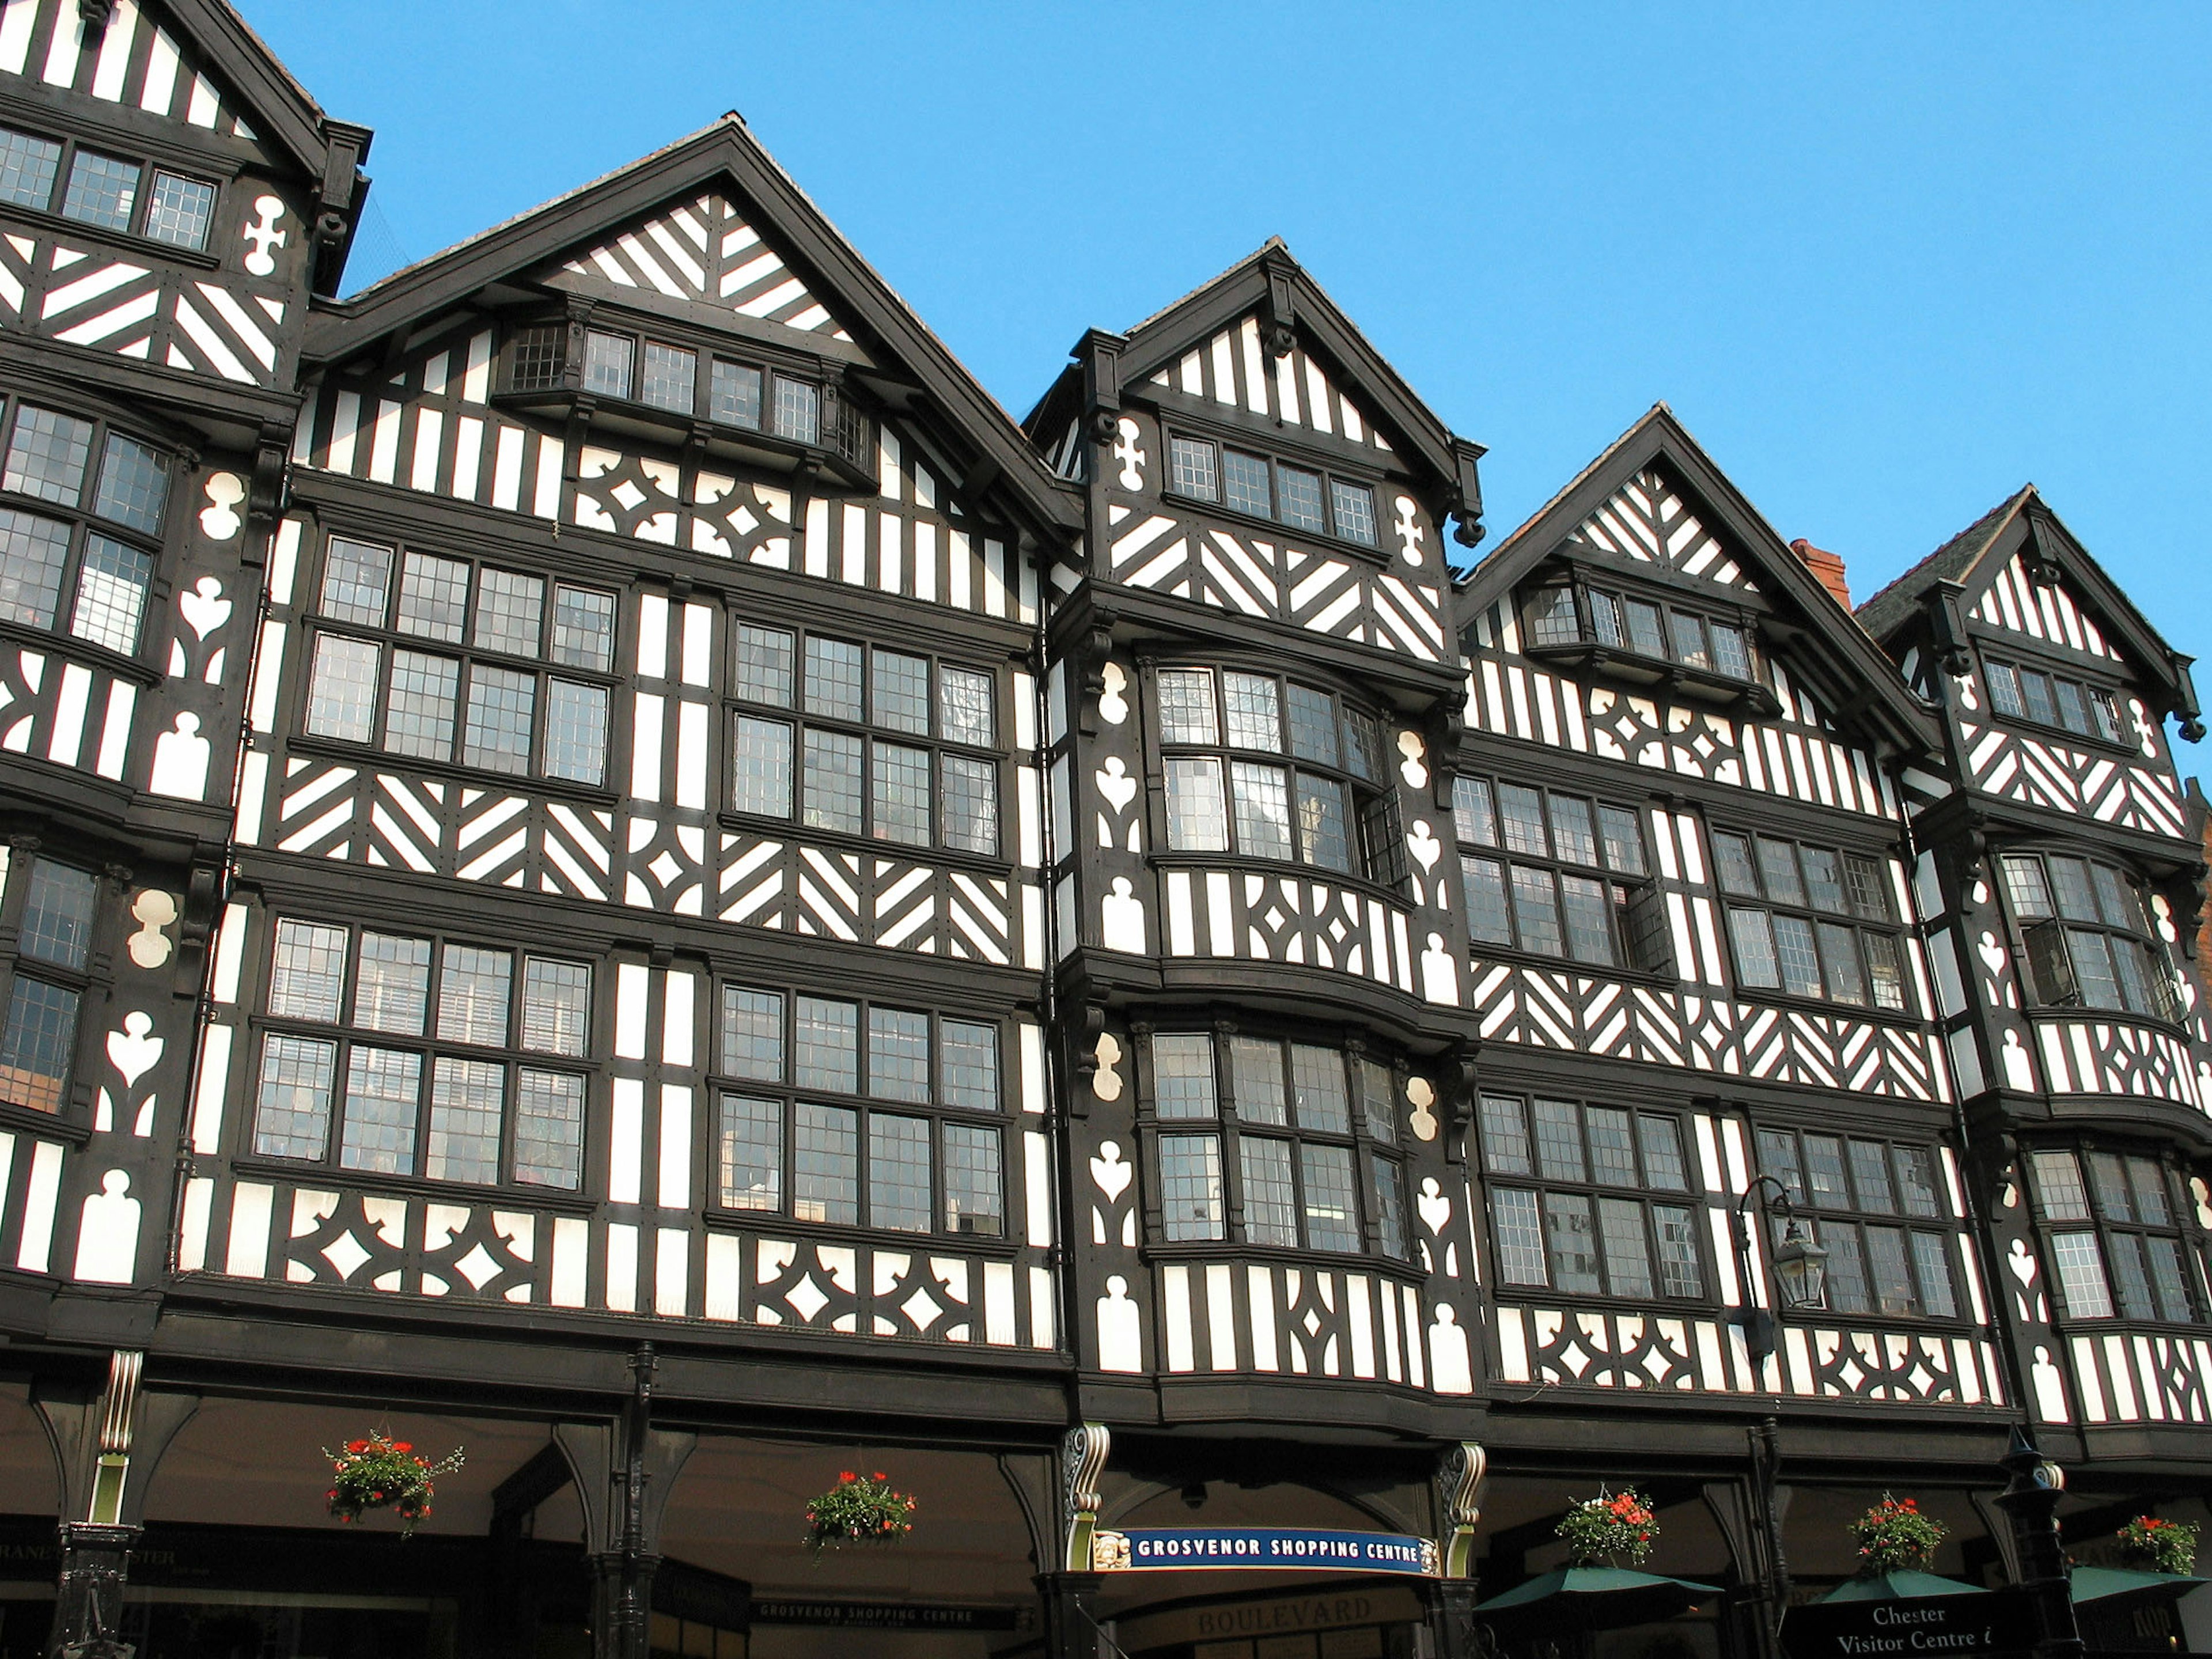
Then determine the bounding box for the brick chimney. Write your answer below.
[1791,538,1850,609]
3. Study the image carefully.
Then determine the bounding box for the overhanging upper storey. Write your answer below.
[305,113,1075,543]
[1464,403,1942,766]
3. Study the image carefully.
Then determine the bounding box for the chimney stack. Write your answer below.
[1791,538,1850,609]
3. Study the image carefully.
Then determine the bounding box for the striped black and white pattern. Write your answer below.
[0,235,287,385]
[558,193,851,341]
[1969,552,2119,660]
[1571,470,1756,590]
[1142,313,1393,454]
[0,0,257,141]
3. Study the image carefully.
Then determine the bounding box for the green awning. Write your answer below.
[1474,1567,1722,1631]
[2070,1567,2206,1607]
[1820,1571,1988,1603]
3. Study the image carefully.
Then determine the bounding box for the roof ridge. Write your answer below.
[1475,402,1671,569]
[1853,484,2034,623]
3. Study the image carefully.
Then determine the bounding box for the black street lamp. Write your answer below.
[1732,1174,1830,1364]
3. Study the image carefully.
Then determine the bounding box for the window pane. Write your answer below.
[641,342,696,413]
[1527,586,1578,647]
[2020,671,2056,725]
[1222,450,1271,517]
[463,664,536,773]
[1330,480,1376,544]
[1668,611,1710,668]
[1545,1193,1601,1293]
[1549,797,1598,866]
[794,1102,858,1222]
[1797,847,1843,912]
[1453,777,1498,846]
[1638,1115,1689,1191]
[1341,709,1383,781]
[1985,661,2023,717]
[550,585,615,672]
[1560,874,1615,965]
[772,378,819,444]
[1157,668,1218,744]
[1864,933,1907,1011]
[795,997,858,1092]
[804,637,863,719]
[1588,590,1624,647]
[1729,907,1781,988]
[1494,1187,1547,1285]
[1161,1133,1224,1241]
[718,1093,782,1210]
[1165,757,1228,853]
[437,944,512,1047]
[584,331,633,398]
[1865,1226,1916,1314]
[1241,1136,1297,1246]
[2069,929,2123,1010]
[1755,838,1804,904]
[521,959,590,1057]
[1844,855,1891,920]
[507,324,564,392]
[396,552,468,643]
[870,741,931,845]
[1301,1143,1361,1252]
[1711,832,1759,896]
[721,986,785,1081]
[2110,937,2157,1018]
[252,1032,334,1157]
[1222,674,1282,753]
[93,431,168,533]
[144,169,215,249]
[1464,855,1512,946]
[339,1046,421,1174]
[939,666,995,746]
[1230,1037,1287,1126]
[944,1123,1003,1236]
[2054,679,2090,735]
[2050,1232,2114,1319]
[2031,1151,2092,1222]
[1823,1224,1869,1313]
[2049,857,2099,921]
[320,537,393,625]
[801,729,863,834]
[871,649,930,734]
[868,1007,930,1101]
[1655,1205,1704,1297]
[472,569,544,656]
[710,359,763,427]
[1533,1099,1586,1181]
[6,406,92,504]
[18,859,95,971]
[2108,1233,2156,1320]
[1586,1107,1637,1186]
[71,533,151,652]
[1296,776,1351,871]
[1278,465,1324,531]
[1803,1135,1850,1207]
[546,679,608,786]
[423,1056,503,1183]
[1498,784,1548,855]
[1895,1146,1944,1218]
[868,1113,932,1232]
[733,716,794,817]
[384,649,459,759]
[0,976,76,1113]
[1511,866,1563,955]
[0,506,71,628]
[1289,1044,1349,1132]
[941,1020,999,1113]
[355,933,430,1035]
[1911,1232,1957,1319]
[269,919,347,1021]
[1373,1155,1408,1258]
[1480,1094,1532,1174]
[2090,690,2123,744]
[2086,1151,2135,1222]
[1817,923,1866,1005]
[732,625,796,707]
[514,1069,585,1190]
[1710,622,1752,680]
[1758,1129,1806,1203]
[941,755,998,855]
[60,149,137,229]
[2091,864,2145,931]
[1600,1197,1654,1297]
[1169,436,1218,501]
[1152,1032,1217,1119]
[2130,1158,2173,1226]
[2002,855,2055,920]
[0,127,59,209]
[1623,598,1666,656]
[2146,1236,2194,1322]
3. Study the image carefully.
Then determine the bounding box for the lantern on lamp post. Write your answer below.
[1733,1174,1829,1364]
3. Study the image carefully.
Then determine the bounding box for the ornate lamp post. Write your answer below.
[1732,1175,1830,1364]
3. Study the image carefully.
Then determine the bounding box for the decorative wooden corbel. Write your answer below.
[1926,579,1974,677]
[1066,999,1109,1120]
[1077,329,1127,444]
[1260,255,1297,359]
[1449,439,1487,549]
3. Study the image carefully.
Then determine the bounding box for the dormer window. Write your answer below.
[1982,654,2126,745]
[1165,432,1379,549]
[1523,576,1771,711]
[1999,851,2179,1022]
[0,123,217,252]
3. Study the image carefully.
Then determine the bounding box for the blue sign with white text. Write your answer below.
[1092,1528,1439,1575]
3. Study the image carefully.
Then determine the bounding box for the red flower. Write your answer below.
[839,1470,856,1483]
[347,1440,368,1454]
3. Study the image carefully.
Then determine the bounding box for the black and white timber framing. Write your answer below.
[0,4,2208,1657]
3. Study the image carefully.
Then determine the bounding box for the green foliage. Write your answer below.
[806,1471,916,1551]
[2118,1516,2199,1576]
[1555,1488,1658,1567]
[1850,1495,1946,1575]
[321,1433,465,1537]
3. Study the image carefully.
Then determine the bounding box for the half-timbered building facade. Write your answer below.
[0,5,2207,1658]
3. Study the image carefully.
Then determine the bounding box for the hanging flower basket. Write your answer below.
[1555,1487,1657,1567]
[806,1470,916,1552]
[2117,1516,2199,1577]
[322,1433,465,1537]
[1850,1494,1946,1576]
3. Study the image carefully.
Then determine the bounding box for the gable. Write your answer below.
[0,0,259,143]
[1967,547,2126,668]
[550,191,853,343]
[1141,311,1393,456]
[1567,467,1758,594]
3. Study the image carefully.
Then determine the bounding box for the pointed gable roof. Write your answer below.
[555,192,850,340]
[1468,403,1939,758]
[1855,484,2200,726]
[307,115,1076,536]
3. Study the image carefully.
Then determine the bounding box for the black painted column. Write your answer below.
[1429,1578,1480,1659]
[48,1522,135,1657]
[1994,1432,2082,1659]
[1037,1572,1104,1659]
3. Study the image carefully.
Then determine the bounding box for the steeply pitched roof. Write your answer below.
[306,114,1076,535]
[1851,486,2032,643]
[1463,403,1941,759]
[175,0,370,183]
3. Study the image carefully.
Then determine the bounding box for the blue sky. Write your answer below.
[245,3,2211,738]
